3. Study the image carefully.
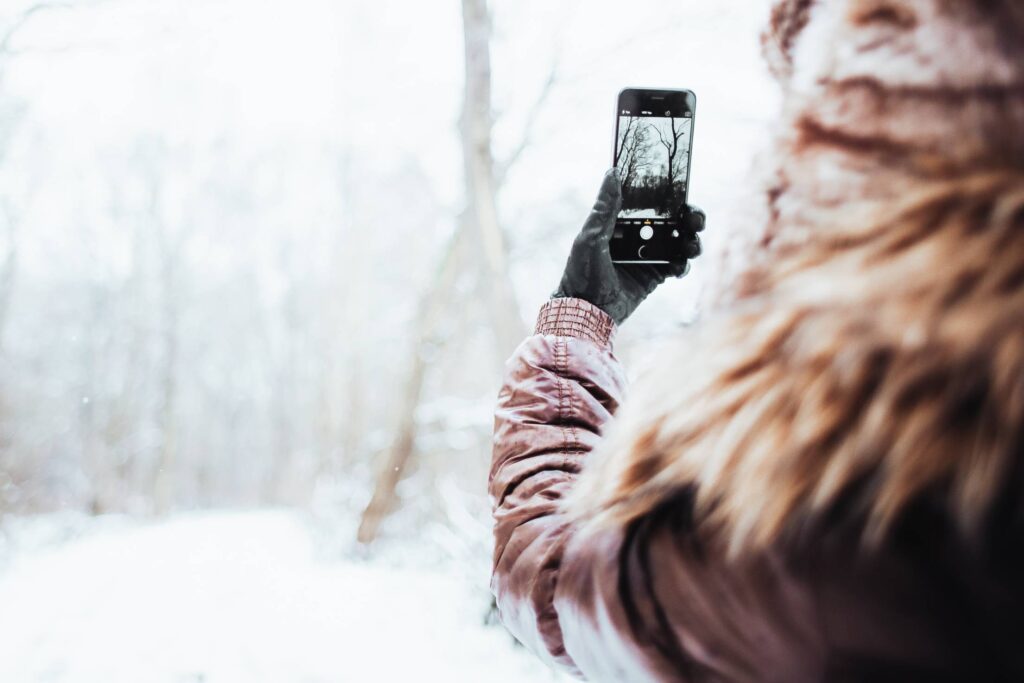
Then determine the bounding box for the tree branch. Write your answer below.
[0,2,72,57]
[496,59,559,185]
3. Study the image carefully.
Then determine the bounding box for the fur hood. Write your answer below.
[715,0,1024,305]
[571,0,1024,554]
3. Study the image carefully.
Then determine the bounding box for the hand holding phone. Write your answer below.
[552,169,702,325]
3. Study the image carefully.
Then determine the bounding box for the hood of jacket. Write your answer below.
[572,0,1024,554]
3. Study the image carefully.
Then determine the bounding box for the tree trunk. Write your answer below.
[355,220,472,544]
[152,253,178,514]
[355,0,528,546]
[461,0,526,358]
[151,180,180,515]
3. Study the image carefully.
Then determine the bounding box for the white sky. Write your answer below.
[5,0,776,202]
[2,0,780,335]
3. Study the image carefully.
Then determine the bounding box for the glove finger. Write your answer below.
[651,262,692,280]
[579,169,623,243]
[683,234,702,259]
[683,206,706,233]
[655,262,689,279]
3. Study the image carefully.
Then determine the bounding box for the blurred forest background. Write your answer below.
[0,0,777,557]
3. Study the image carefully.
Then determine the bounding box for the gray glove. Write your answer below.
[553,169,704,324]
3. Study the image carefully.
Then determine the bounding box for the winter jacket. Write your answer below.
[490,297,1024,681]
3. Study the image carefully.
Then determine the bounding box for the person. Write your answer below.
[489,1,1024,680]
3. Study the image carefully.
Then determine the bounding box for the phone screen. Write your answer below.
[614,112,692,220]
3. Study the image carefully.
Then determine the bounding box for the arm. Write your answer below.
[489,170,704,674]
[490,297,625,674]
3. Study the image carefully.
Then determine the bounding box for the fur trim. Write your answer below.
[573,1,1024,554]
[711,0,1024,308]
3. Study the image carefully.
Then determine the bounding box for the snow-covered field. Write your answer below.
[0,511,568,683]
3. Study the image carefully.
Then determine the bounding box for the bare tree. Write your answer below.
[495,59,561,187]
[134,142,190,515]
[0,3,79,518]
[0,4,54,348]
[460,0,526,358]
[355,222,474,545]
[616,116,652,192]
[653,117,687,193]
[0,0,108,348]
[0,3,69,57]
[356,0,532,545]
[614,116,637,167]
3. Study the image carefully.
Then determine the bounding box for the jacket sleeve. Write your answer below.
[490,297,627,676]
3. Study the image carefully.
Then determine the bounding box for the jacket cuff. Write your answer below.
[535,298,616,346]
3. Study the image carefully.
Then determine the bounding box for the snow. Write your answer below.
[0,511,569,683]
[619,209,663,219]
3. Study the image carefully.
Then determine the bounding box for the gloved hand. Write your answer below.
[553,169,704,324]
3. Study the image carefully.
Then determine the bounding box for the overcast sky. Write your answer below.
[2,0,779,334]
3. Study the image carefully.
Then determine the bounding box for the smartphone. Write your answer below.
[610,88,696,264]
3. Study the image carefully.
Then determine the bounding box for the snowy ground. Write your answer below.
[618,208,665,219]
[0,511,568,683]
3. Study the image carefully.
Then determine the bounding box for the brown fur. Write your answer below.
[570,0,1024,555]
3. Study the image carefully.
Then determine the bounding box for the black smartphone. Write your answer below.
[610,88,696,264]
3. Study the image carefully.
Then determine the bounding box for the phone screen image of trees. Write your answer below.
[615,116,691,219]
